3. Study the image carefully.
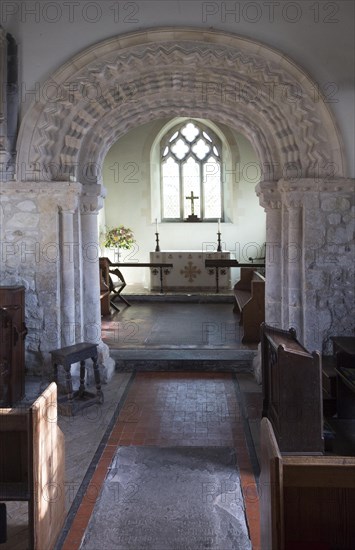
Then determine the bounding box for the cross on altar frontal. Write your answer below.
[185,190,200,222]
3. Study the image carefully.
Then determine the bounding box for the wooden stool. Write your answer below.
[50,342,103,415]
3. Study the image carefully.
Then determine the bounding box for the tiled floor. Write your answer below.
[60,372,261,550]
[3,301,263,549]
[60,301,262,549]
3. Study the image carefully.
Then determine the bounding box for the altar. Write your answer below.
[149,251,231,291]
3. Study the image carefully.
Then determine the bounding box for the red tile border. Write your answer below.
[60,372,260,550]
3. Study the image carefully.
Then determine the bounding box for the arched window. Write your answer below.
[160,120,223,221]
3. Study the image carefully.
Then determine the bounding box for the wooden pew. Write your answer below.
[261,322,324,454]
[0,383,65,549]
[260,417,355,550]
[233,268,265,343]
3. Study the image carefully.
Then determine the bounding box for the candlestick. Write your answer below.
[217,231,222,252]
[155,232,160,252]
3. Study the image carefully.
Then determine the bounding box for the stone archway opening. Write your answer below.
[100,114,265,293]
[10,28,352,374]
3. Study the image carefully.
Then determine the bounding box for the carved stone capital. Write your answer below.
[80,183,106,213]
[278,177,355,194]
[278,177,355,209]
[256,180,281,210]
[56,182,82,213]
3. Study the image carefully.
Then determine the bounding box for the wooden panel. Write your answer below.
[0,409,28,430]
[0,410,29,500]
[283,460,355,488]
[242,279,265,342]
[30,383,65,550]
[260,418,355,550]
[0,286,26,405]
[261,323,323,453]
[284,485,355,547]
[234,267,253,290]
[260,418,284,550]
[0,432,28,483]
[234,269,265,342]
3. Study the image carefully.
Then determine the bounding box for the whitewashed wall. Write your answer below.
[101,118,266,287]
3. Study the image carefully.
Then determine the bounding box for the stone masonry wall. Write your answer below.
[0,182,81,374]
[304,186,354,353]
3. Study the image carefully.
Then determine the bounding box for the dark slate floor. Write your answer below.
[102,301,257,350]
[81,446,252,550]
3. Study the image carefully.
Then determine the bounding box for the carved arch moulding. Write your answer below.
[16,27,346,184]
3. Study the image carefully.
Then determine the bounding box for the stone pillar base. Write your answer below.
[96,341,116,384]
[252,344,262,385]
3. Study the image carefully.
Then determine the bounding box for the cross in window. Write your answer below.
[186,191,199,216]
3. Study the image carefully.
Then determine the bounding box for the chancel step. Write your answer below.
[111,348,255,373]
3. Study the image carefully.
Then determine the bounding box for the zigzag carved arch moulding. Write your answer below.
[16,28,346,184]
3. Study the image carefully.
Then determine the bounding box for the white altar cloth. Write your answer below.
[150,251,231,291]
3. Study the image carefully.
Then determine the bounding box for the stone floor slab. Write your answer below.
[81,446,252,550]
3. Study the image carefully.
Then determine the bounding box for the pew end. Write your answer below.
[260,417,355,550]
[233,268,265,343]
[0,383,65,550]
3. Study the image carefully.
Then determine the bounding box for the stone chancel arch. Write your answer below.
[17,29,345,183]
[3,28,353,375]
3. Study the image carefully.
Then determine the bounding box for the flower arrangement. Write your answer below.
[103,225,135,249]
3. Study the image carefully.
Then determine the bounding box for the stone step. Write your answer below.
[111,348,255,373]
[121,294,234,303]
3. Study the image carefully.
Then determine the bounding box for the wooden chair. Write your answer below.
[109,267,131,307]
[99,257,130,314]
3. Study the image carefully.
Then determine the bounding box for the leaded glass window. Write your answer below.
[161,121,223,221]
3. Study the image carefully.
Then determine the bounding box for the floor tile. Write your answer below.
[60,371,260,550]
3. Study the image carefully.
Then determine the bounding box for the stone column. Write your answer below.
[286,202,303,339]
[80,184,103,343]
[59,203,78,347]
[256,180,282,327]
[0,27,8,176]
[254,180,281,383]
[278,182,304,340]
[80,183,115,382]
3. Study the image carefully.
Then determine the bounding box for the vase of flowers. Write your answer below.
[103,225,135,261]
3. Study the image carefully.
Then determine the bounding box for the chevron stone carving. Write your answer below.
[16,29,345,183]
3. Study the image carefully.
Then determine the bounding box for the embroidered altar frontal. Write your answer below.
[150,251,231,291]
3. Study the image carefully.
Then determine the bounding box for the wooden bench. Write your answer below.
[260,417,355,550]
[233,268,265,343]
[0,383,65,549]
